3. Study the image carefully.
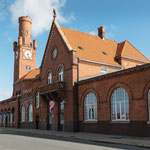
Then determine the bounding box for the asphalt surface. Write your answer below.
[0,129,149,150]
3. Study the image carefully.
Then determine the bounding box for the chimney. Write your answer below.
[98,26,105,40]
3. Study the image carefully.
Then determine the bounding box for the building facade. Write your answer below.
[0,11,150,136]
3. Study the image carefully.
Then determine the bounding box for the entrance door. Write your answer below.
[4,116,7,127]
[59,101,64,131]
[48,111,53,130]
[36,115,39,129]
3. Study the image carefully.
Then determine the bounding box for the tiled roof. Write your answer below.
[116,40,149,62]
[61,27,120,66]
[61,27,150,65]
[121,41,149,61]
[24,68,40,79]
[15,68,40,83]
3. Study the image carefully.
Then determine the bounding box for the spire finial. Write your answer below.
[53,8,57,19]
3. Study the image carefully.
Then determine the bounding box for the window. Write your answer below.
[84,92,97,121]
[148,90,150,121]
[0,114,2,123]
[102,51,107,55]
[21,106,25,122]
[111,88,129,121]
[10,112,12,123]
[48,72,52,84]
[25,66,28,70]
[36,92,39,108]
[12,110,15,123]
[78,46,83,50]
[101,67,107,73]
[53,48,57,59]
[29,66,31,70]
[29,104,33,122]
[59,67,64,81]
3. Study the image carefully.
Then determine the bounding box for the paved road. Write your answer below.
[0,129,148,150]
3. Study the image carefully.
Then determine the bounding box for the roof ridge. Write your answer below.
[61,26,118,44]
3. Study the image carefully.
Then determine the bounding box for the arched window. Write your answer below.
[84,92,97,121]
[111,88,129,121]
[59,67,64,81]
[148,90,150,121]
[0,114,2,124]
[48,72,52,84]
[36,92,39,108]
[29,104,33,122]
[21,106,25,122]
[12,109,15,123]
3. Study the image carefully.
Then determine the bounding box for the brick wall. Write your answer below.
[77,64,150,136]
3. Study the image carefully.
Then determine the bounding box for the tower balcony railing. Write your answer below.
[39,81,65,95]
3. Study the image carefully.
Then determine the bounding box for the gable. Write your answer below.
[116,41,149,62]
[122,41,149,62]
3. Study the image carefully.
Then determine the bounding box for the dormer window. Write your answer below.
[78,46,83,50]
[102,51,107,55]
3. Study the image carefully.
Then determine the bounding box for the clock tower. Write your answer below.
[13,16,37,83]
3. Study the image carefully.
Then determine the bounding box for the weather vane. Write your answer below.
[53,8,57,19]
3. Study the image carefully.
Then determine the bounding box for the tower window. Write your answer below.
[25,66,28,70]
[25,66,31,71]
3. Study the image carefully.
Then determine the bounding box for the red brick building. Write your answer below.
[1,11,150,136]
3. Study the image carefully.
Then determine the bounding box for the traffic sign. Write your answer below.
[3,113,6,117]
[49,101,55,112]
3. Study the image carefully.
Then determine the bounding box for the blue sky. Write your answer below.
[0,0,150,100]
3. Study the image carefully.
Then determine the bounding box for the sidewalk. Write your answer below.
[1,127,150,148]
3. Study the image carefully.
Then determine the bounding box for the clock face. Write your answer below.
[15,51,18,59]
[24,50,32,59]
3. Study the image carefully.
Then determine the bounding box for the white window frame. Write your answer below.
[148,90,150,121]
[111,88,129,121]
[48,72,52,84]
[21,106,25,122]
[59,67,64,81]
[29,104,33,122]
[36,92,39,108]
[84,92,97,121]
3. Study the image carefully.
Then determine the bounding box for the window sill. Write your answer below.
[35,107,39,109]
[110,120,130,124]
[83,120,98,123]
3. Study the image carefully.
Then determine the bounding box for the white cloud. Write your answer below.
[89,30,97,35]
[0,90,12,101]
[105,24,117,39]
[10,0,75,36]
